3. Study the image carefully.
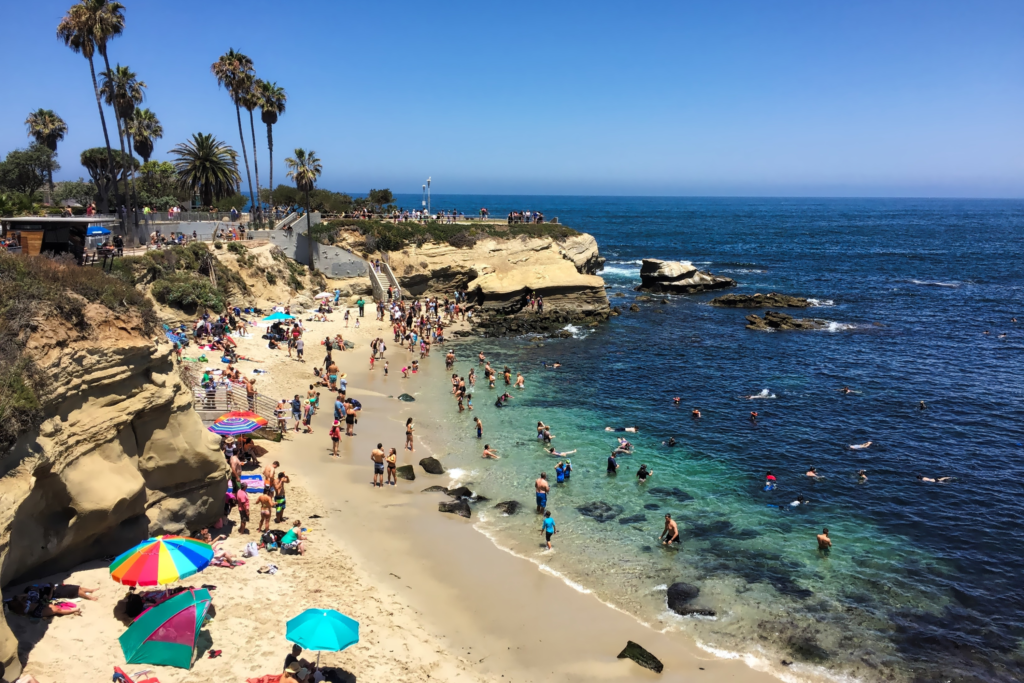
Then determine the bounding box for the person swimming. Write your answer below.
[916,475,953,483]
[919,400,927,410]
[764,471,777,491]
[806,467,820,478]
[750,411,758,422]
[547,447,577,457]
[663,437,677,447]
[857,469,868,482]
[692,408,701,419]
[672,397,681,405]
[789,495,808,507]
[605,426,639,433]
[850,441,872,449]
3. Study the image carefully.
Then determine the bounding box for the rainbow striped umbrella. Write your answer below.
[109,536,214,586]
[208,417,262,435]
[216,411,269,427]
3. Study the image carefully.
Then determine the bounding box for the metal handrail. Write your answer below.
[381,261,403,301]
[367,264,387,303]
[275,212,299,230]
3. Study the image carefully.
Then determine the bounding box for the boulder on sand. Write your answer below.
[711,292,811,308]
[617,641,664,673]
[395,464,415,481]
[638,259,735,295]
[446,485,473,499]
[419,457,445,475]
[745,311,826,331]
[438,500,472,518]
[398,393,416,402]
[493,500,522,515]
[422,486,448,493]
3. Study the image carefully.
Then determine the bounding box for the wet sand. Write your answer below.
[267,316,781,683]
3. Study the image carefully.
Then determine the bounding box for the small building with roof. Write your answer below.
[0,216,120,260]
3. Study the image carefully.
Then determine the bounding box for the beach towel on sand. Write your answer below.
[246,676,281,683]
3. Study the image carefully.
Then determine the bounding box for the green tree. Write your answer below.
[56,0,125,215]
[285,148,323,269]
[136,161,186,209]
[80,146,136,210]
[211,49,256,217]
[310,189,354,214]
[270,184,300,207]
[257,80,287,209]
[25,109,68,204]
[171,133,240,208]
[53,177,98,206]
[368,188,395,213]
[0,144,60,197]
[129,108,162,163]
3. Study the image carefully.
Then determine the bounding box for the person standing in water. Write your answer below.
[405,418,415,451]
[607,451,619,474]
[817,528,832,553]
[541,511,557,550]
[661,514,679,545]
[474,416,483,439]
[535,473,550,512]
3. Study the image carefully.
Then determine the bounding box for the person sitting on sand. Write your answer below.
[916,475,953,483]
[210,534,244,566]
[281,520,308,555]
[482,444,500,459]
[850,441,872,449]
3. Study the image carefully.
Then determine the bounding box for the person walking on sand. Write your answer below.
[386,448,398,485]
[405,418,415,451]
[817,528,832,553]
[276,398,288,432]
[535,473,550,512]
[291,395,303,432]
[542,511,557,550]
[235,482,251,534]
[274,471,291,523]
[329,420,342,457]
[371,443,386,487]
[257,489,274,532]
[661,514,680,545]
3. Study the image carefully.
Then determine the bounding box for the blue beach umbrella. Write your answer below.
[286,609,360,662]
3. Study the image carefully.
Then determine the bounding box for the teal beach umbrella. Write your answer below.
[286,609,360,660]
[262,312,295,321]
[119,588,212,669]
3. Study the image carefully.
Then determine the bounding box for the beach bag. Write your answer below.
[243,542,259,558]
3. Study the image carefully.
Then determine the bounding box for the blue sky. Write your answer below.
[2,0,1022,197]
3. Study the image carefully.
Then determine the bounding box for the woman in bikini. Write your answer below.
[405,417,415,452]
[386,448,398,485]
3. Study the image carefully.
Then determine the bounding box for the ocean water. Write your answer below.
[403,196,1024,683]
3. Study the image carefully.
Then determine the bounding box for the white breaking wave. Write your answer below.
[749,389,777,399]
[446,468,470,486]
[600,265,642,278]
[560,324,590,339]
[807,298,834,307]
[909,279,961,288]
[824,321,856,332]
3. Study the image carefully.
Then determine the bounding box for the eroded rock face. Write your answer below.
[711,292,811,308]
[0,305,226,675]
[745,311,826,331]
[638,259,735,294]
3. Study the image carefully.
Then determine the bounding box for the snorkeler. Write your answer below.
[916,475,953,483]
[850,441,872,450]
[692,408,701,419]
[547,447,577,457]
[857,469,868,482]
[605,426,639,433]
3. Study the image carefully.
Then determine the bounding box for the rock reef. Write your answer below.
[745,311,827,331]
[711,292,811,308]
[0,304,226,674]
[637,259,735,294]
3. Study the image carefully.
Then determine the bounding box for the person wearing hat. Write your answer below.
[329,420,342,457]
[282,661,309,682]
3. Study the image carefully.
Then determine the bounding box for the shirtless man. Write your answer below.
[263,460,279,490]
[817,528,832,552]
[692,408,701,419]
[535,473,550,512]
[228,449,243,485]
[515,373,525,389]
[806,467,820,478]
[661,514,679,545]
[327,360,339,391]
[371,443,386,487]
[257,488,274,532]
[482,444,500,459]
[274,471,290,523]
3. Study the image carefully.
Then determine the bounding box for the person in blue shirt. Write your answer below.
[562,459,573,482]
[542,511,557,550]
[290,395,302,432]
[554,462,565,484]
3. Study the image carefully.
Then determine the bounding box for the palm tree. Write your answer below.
[211,49,256,219]
[56,0,124,216]
[100,64,145,224]
[172,133,241,208]
[25,109,68,205]
[285,148,322,270]
[239,77,263,224]
[129,108,163,163]
[257,80,287,214]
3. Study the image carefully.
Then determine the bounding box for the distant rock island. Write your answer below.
[745,311,827,331]
[637,259,735,294]
[711,292,811,308]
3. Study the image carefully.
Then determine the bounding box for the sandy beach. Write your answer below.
[5,300,777,682]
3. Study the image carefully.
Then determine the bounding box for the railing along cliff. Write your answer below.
[275,212,299,230]
[367,264,387,303]
[179,362,280,425]
[380,260,403,301]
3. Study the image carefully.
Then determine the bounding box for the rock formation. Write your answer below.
[0,304,226,676]
[666,582,717,617]
[419,457,445,475]
[577,501,624,523]
[711,292,811,308]
[395,464,415,480]
[493,501,522,515]
[438,500,472,518]
[637,259,735,294]
[745,311,826,331]
[617,641,664,673]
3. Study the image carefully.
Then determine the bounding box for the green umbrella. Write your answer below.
[286,609,360,665]
[119,588,212,669]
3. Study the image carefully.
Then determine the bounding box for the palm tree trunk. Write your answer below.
[266,122,274,219]
[101,51,134,240]
[46,165,54,207]
[234,104,255,223]
[88,54,121,226]
[248,110,261,226]
[306,189,314,271]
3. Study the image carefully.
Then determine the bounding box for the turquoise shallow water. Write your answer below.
[397,196,1024,683]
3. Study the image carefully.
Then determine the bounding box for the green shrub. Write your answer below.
[227,241,246,255]
[265,271,278,285]
[214,241,224,250]
[151,272,225,312]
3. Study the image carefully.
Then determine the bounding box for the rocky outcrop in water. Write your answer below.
[419,457,446,475]
[0,305,226,676]
[637,259,735,294]
[438,500,472,518]
[617,641,664,673]
[446,486,473,499]
[577,501,624,522]
[666,582,717,617]
[711,292,811,308]
[745,311,826,331]
[493,501,522,515]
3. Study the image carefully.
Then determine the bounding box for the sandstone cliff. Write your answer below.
[0,303,227,675]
